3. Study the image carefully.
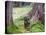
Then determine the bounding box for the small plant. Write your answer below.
[30,20,44,32]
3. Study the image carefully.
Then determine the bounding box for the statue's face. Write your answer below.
[24,16,30,30]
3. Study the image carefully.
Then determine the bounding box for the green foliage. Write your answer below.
[30,20,44,32]
[7,16,25,33]
[7,18,44,33]
[7,24,21,33]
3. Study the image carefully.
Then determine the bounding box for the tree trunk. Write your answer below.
[5,1,13,33]
[6,1,13,26]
